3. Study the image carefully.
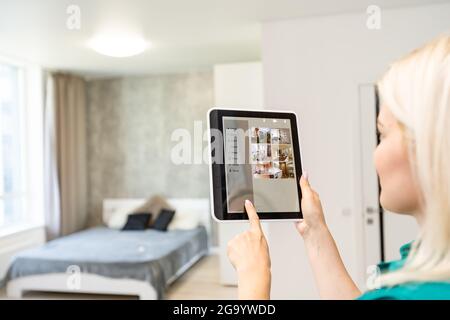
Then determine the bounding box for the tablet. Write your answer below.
[207,108,303,221]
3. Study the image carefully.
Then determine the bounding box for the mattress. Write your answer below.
[3,226,209,299]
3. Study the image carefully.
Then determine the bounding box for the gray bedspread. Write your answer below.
[3,226,208,299]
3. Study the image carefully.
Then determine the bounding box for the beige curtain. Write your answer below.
[44,73,87,239]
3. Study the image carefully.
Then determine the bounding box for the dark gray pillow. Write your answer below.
[122,213,152,231]
[152,209,176,231]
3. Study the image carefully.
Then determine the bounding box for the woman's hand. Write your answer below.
[296,173,328,239]
[227,200,271,300]
[295,173,361,299]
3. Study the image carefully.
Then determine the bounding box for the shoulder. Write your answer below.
[358,282,450,300]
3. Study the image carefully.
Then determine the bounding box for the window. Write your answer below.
[0,58,44,233]
[0,62,26,228]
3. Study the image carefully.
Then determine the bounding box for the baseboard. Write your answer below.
[208,246,220,255]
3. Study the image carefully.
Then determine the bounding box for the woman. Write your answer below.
[227,35,450,300]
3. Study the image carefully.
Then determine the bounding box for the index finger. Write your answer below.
[245,200,262,233]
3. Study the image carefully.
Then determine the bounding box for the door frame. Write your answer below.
[352,83,384,289]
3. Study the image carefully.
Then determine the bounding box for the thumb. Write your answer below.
[299,173,313,198]
[294,219,308,236]
[245,200,262,233]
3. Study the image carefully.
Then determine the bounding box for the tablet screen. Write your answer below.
[222,116,300,214]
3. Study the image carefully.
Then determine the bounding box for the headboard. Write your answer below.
[102,197,212,236]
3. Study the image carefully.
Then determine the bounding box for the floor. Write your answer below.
[166,253,237,300]
[0,254,237,300]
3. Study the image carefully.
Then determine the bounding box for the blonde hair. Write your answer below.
[376,35,450,287]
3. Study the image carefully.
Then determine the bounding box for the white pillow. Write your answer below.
[168,210,201,230]
[106,207,135,229]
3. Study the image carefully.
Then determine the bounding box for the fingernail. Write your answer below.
[303,172,309,180]
[245,199,253,207]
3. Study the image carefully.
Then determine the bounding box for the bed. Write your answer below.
[4,198,211,299]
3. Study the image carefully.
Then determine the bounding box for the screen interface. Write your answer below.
[222,116,300,214]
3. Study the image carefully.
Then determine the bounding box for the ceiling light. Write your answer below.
[88,33,149,58]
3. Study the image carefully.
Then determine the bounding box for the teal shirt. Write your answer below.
[358,242,450,300]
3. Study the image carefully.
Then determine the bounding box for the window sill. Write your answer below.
[0,223,45,239]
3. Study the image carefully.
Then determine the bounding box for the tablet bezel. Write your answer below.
[207,107,303,222]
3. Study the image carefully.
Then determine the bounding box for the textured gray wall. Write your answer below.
[86,72,213,226]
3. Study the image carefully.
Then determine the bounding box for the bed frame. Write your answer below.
[6,198,211,299]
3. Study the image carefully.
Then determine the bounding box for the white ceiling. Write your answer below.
[0,0,447,77]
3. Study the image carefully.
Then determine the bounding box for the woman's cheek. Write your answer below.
[373,138,398,210]
[373,133,419,213]
[373,143,387,202]
[373,142,386,187]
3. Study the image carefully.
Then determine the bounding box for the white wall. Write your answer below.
[214,62,264,109]
[213,62,266,285]
[262,3,450,299]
